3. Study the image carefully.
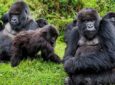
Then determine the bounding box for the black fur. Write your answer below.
[64,8,115,85]
[11,25,61,67]
[36,18,48,28]
[0,1,38,62]
[64,19,77,44]
[1,13,9,25]
[2,1,38,38]
[0,32,13,62]
[103,12,115,26]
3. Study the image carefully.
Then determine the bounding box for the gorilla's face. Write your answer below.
[9,9,28,31]
[77,8,100,40]
[78,20,98,40]
[9,9,28,25]
[10,14,20,26]
[47,28,58,46]
[8,1,29,31]
[42,25,59,46]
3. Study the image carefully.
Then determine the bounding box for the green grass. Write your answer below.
[0,37,67,85]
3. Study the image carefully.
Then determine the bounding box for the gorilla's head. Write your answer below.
[9,1,30,31]
[36,18,48,28]
[103,12,115,26]
[77,8,100,40]
[39,25,59,46]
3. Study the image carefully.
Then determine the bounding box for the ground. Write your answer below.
[0,37,67,85]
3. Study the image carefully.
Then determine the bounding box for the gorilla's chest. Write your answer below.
[75,36,102,57]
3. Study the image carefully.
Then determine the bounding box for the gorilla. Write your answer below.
[63,8,115,85]
[2,1,38,38]
[64,19,77,44]
[36,18,48,28]
[0,1,49,62]
[11,25,61,67]
[103,12,115,26]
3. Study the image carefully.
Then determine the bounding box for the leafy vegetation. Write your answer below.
[0,0,115,30]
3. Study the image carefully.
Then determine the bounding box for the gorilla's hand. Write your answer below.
[64,57,77,74]
[64,51,114,75]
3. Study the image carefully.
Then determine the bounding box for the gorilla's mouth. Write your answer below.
[10,22,20,27]
[84,31,97,40]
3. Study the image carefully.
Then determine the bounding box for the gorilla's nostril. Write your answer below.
[13,19,16,21]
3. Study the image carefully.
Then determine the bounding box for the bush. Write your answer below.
[0,0,114,30]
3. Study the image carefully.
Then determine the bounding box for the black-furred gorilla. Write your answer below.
[63,8,115,85]
[0,1,38,62]
[2,1,38,38]
[64,19,77,44]
[11,25,61,67]
[36,18,48,28]
[103,12,115,27]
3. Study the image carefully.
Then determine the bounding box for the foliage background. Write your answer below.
[0,0,115,85]
[0,0,115,31]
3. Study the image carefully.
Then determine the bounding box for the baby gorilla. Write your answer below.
[11,25,61,67]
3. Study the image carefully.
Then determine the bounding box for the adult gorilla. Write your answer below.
[0,1,38,62]
[2,1,38,38]
[64,8,115,85]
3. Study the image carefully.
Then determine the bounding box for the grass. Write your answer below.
[0,37,67,85]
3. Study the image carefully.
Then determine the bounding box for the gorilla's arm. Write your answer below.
[64,20,115,74]
[41,40,61,63]
[64,51,114,74]
[63,28,79,62]
[26,20,38,30]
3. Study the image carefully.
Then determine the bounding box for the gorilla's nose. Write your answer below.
[88,25,93,28]
[12,18,16,22]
